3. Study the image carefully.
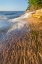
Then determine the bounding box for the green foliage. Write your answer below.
[27,0,42,10]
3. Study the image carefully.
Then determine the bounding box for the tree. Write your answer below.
[27,0,42,10]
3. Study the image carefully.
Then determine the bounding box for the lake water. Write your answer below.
[0,11,25,39]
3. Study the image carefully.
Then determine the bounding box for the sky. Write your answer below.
[0,0,28,11]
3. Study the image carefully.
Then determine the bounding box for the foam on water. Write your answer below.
[7,20,26,33]
[0,11,33,38]
[7,12,34,33]
[0,11,25,39]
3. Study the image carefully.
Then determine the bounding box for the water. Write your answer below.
[0,11,24,19]
[0,11,25,39]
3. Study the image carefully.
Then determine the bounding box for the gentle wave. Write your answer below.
[0,11,25,39]
[0,12,33,33]
[0,16,7,20]
[4,12,22,15]
[7,12,34,33]
[7,16,26,33]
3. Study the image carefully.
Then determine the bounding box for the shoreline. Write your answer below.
[0,10,42,42]
[0,11,31,41]
[0,11,42,64]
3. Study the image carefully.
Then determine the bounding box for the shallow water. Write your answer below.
[0,11,26,39]
[0,19,13,39]
[0,20,11,28]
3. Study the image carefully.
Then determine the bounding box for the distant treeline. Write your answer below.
[26,0,42,10]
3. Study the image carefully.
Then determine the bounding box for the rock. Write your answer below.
[32,9,42,18]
